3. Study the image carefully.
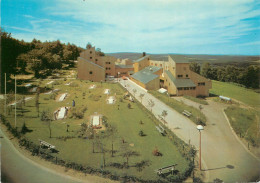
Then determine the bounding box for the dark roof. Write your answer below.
[170,55,191,63]
[115,65,133,69]
[79,57,104,70]
[131,66,161,84]
[133,55,150,63]
[165,70,196,87]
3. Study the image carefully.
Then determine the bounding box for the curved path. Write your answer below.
[120,79,260,182]
[0,128,114,183]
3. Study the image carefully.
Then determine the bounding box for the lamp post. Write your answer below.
[197,125,204,171]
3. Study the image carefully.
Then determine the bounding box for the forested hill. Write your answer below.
[0,30,84,93]
[107,52,259,65]
[108,52,259,89]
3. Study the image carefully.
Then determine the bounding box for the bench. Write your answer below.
[39,139,55,149]
[159,124,166,134]
[155,164,178,175]
[156,125,166,136]
[182,110,192,117]
[156,126,164,134]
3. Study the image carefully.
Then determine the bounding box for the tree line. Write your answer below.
[190,62,260,89]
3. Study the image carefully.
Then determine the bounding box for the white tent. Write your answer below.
[58,93,67,101]
[92,116,100,126]
[158,88,167,94]
[57,107,67,119]
[104,89,110,94]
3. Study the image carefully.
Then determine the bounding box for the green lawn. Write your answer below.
[210,80,260,108]
[183,95,208,105]
[1,78,190,181]
[224,106,259,147]
[149,91,207,126]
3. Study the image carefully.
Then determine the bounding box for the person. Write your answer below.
[72,99,75,107]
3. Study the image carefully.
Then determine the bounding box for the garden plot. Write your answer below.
[104,89,110,95]
[30,87,38,93]
[90,113,103,128]
[107,96,116,104]
[9,97,33,106]
[89,84,96,89]
[65,82,71,86]
[44,88,59,95]
[57,93,68,102]
[24,83,32,87]
[46,81,54,85]
[54,107,69,120]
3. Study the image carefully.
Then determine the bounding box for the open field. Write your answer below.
[224,106,259,148]
[0,78,191,182]
[210,80,260,108]
[149,91,207,126]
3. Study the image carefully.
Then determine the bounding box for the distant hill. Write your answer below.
[107,52,259,66]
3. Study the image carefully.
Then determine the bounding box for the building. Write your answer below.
[77,46,211,97]
[130,55,211,97]
[77,46,133,81]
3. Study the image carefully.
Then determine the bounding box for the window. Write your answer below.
[89,71,93,74]
[90,51,92,54]
[95,59,98,61]
[177,75,183,78]
[178,87,183,90]
[106,62,111,64]
[198,82,205,86]
[186,74,188,77]
[90,57,92,59]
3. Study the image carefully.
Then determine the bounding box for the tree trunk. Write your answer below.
[112,142,114,157]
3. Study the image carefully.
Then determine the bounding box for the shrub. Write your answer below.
[70,106,87,119]
[21,123,30,134]
[70,82,79,87]
[152,147,162,156]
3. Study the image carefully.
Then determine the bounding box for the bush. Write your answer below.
[152,147,162,156]
[70,106,87,119]
[70,82,79,87]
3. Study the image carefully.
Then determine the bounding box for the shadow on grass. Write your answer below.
[159,170,179,177]
[203,164,234,171]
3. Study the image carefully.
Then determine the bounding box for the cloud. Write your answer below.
[5,0,260,54]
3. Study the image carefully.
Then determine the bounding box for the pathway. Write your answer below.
[119,79,260,182]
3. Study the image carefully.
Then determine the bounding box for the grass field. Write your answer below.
[210,80,260,108]
[224,106,259,147]
[1,77,190,181]
[149,91,207,126]
[183,95,208,105]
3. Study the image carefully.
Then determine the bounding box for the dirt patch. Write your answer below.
[129,143,134,147]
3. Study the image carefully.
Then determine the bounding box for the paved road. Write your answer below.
[120,79,260,182]
[0,128,84,183]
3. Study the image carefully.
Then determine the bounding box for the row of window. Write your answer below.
[105,62,111,64]
[177,74,189,78]
[106,67,111,70]
[178,87,196,90]
[198,82,205,86]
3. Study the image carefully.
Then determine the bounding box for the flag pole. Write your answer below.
[15,75,17,128]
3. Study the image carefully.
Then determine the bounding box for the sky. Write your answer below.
[1,0,260,55]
